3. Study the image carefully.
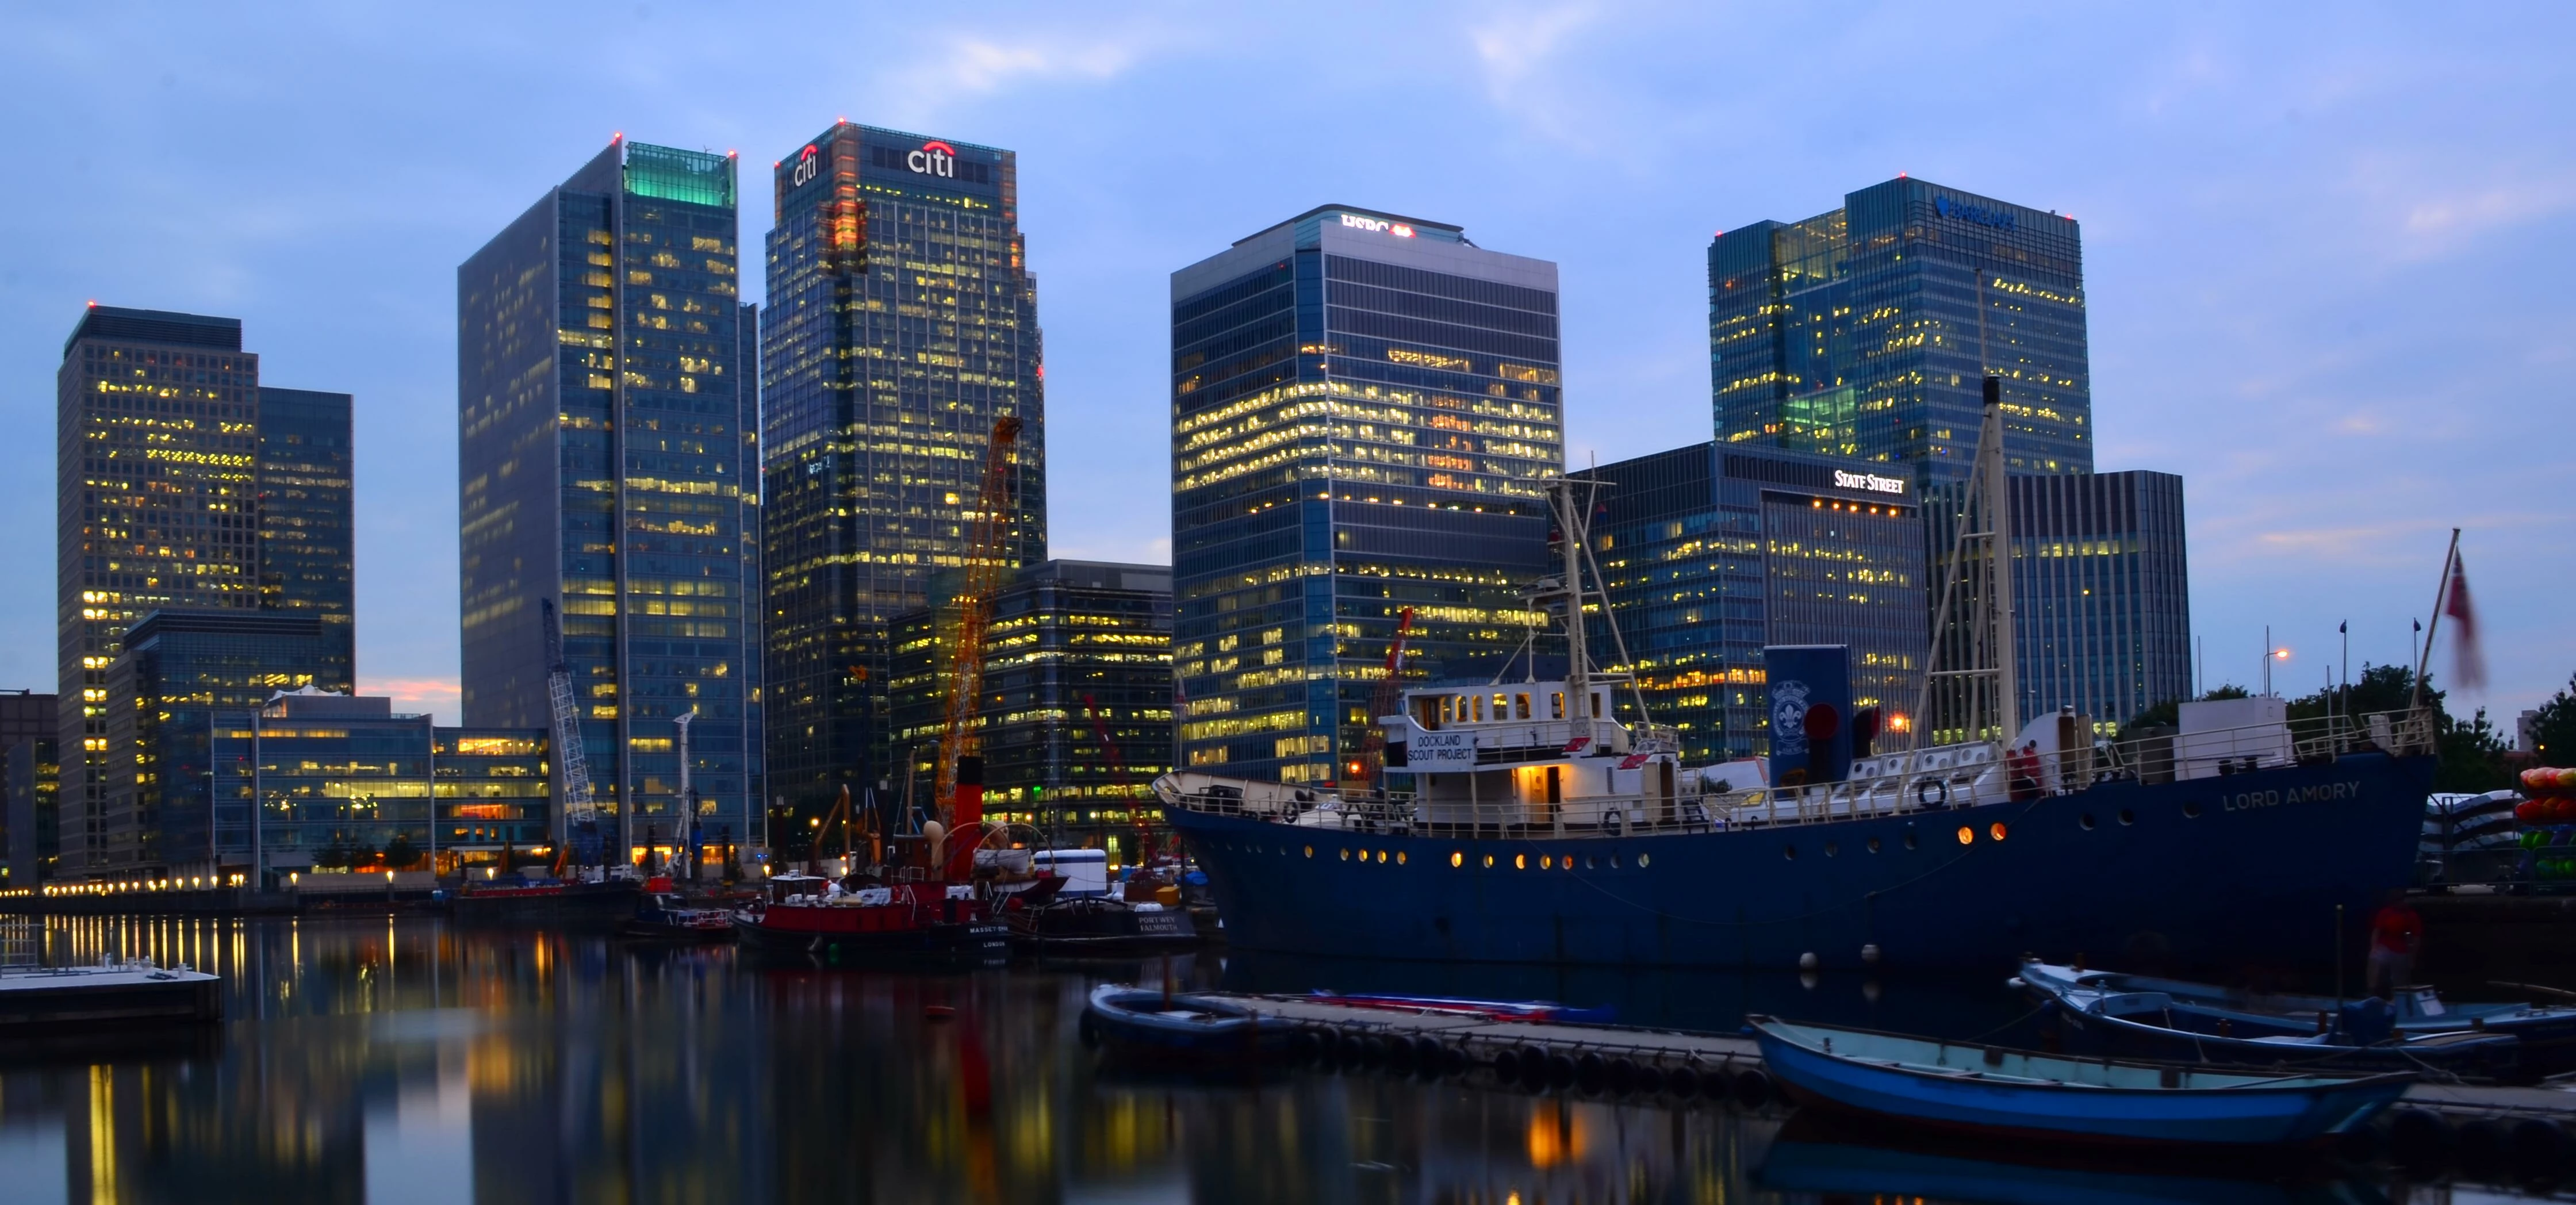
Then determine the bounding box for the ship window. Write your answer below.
[2118,809,2136,826]
[1782,845,1797,861]
[1515,693,1531,720]
[1439,697,1455,725]
[2080,813,2096,831]
[1583,855,1595,869]
[1376,850,1388,864]
[2182,802,2202,819]
[1903,830,1919,850]
[1483,854,1495,868]
[1990,823,2008,842]
[1397,851,1408,865]
[1956,826,1975,845]
[1866,837,1881,853]
[1608,853,1620,868]
[1450,851,1461,868]
[1515,854,1527,870]
[1493,693,1509,720]
[1636,853,1650,868]
[1304,845,1313,857]
[1539,854,1552,869]
[1550,692,1565,719]
[1824,842,1838,858]
[1340,848,1351,861]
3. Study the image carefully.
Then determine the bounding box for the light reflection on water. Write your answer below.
[0,916,2544,1204]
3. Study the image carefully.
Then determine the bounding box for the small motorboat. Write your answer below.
[2017,961,2524,1080]
[2022,960,2576,1076]
[621,892,736,942]
[1008,896,1198,956]
[1304,991,1615,1024]
[1080,984,1297,1065]
[1749,1015,2413,1146]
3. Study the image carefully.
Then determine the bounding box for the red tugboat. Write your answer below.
[733,763,1009,965]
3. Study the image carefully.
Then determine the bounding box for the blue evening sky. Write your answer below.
[3,2,2569,727]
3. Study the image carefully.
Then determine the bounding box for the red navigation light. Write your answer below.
[612,131,623,143]
[726,149,738,158]
[1896,170,1907,178]
[86,300,97,308]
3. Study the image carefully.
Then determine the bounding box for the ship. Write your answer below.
[1157,386,2439,973]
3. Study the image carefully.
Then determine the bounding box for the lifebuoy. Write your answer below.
[1913,778,1949,810]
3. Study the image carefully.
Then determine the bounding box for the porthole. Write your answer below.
[1482,854,1495,868]
[1638,853,1651,868]
[1956,826,1975,846]
[1783,845,1797,861]
[1396,851,1408,865]
[1584,855,1596,870]
[1866,837,1881,854]
[2118,809,2136,826]
[1377,850,1389,864]
[2079,813,2096,831]
[2182,802,2202,819]
[1563,858,1573,873]
[1303,845,1313,858]
[1339,848,1350,861]
[1450,851,1463,868]
[1903,830,1919,850]
[1609,853,1621,869]
[1824,842,1839,858]
[1515,854,1527,870]
[1540,854,1553,870]
[1989,823,2008,842]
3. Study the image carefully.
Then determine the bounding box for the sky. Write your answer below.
[2,2,2570,729]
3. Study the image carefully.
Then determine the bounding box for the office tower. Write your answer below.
[0,692,56,885]
[890,561,1173,847]
[458,136,756,864]
[1171,206,1560,784]
[1584,444,1928,764]
[103,610,352,875]
[1926,470,2191,734]
[760,122,1046,819]
[1711,178,2090,481]
[206,690,549,878]
[254,389,355,636]
[57,306,264,876]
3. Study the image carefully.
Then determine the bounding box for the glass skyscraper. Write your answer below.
[56,306,356,878]
[1171,206,1560,785]
[1926,470,2192,734]
[1711,178,2091,482]
[760,122,1045,819]
[1584,444,1928,764]
[458,136,757,864]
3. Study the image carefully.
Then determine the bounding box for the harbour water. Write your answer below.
[0,916,2556,1203]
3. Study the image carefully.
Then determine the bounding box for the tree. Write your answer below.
[2529,674,2576,766]
[2123,685,2254,732]
[383,834,420,872]
[314,838,352,872]
[352,840,381,870]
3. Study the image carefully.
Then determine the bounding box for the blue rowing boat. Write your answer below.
[1749,1016,2413,1145]
[1081,984,1298,1065]
[2017,961,2525,1079]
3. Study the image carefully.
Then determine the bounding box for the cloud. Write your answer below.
[365,676,461,724]
[1466,2,1604,141]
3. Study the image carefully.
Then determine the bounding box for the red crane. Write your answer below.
[1357,606,1417,786]
[935,415,1025,874]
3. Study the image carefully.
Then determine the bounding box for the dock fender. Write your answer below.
[2455,1118,2509,1181]
[1545,1052,1578,1091]
[1605,1057,1638,1095]
[1732,1068,1772,1109]
[1575,1053,1607,1095]
[1286,1029,1318,1061]
[2509,1119,2567,1183]
[1411,1036,1447,1077]
[1664,1063,1700,1099]
[1310,1026,1341,1064]
[1491,1047,1521,1083]
[1382,1034,1416,1074]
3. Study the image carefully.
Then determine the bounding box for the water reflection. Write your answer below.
[0,917,2544,1203]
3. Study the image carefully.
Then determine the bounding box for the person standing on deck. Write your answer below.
[2367,889,2424,998]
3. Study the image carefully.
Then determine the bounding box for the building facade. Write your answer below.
[1171,206,1559,785]
[1585,444,1929,765]
[101,609,354,876]
[0,692,56,886]
[759,122,1046,823]
[208,690,550,879]
[1926,470,2192,735]
[56,306,356,878]
[458,136,758,866]
[889,561,1172,846]
[1711,178,2091,482]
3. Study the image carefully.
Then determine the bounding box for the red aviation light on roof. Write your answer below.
[612,132,623,143]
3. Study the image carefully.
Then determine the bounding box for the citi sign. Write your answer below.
[791,144,823,188]
[1340,213,1416,238]
[1933,195,2017,232]
[907,140,959,178]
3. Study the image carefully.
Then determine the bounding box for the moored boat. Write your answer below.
[0,955,223,1031]
[733,876,1007,966]
[1080,983,1297,1065]
[448,875,642,927]
[1749,1015,2412,1146]
[2019,960,2539,1079]
[620,892,735,942]
[1007,896,1197,956]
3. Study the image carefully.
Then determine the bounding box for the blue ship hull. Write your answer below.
[1166,751,2433,971]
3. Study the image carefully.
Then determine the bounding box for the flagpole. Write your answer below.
[2412,528,2462,712]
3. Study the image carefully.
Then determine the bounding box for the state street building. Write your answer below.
[1171,206,1560,785]
[760,122,1045,821]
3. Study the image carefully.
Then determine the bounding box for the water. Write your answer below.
[0,916,2556,1203]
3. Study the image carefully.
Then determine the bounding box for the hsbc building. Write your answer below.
[759,123,1047,818]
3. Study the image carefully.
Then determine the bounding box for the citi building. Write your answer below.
[1171,207,1561,785]
[760,123,1045,816]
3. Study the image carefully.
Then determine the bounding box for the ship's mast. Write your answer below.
[1553,479,1589,723]
[1912,375,2021,749]
[1981,376,2019,738]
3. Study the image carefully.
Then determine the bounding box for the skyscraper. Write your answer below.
[760,123,1045,819]
[458,136,757,862]
[1711,178,2091,482]
[58,306,266,875]
[1584,444,1929,764]
[1171,206,1560,785]
[255,388,355,636]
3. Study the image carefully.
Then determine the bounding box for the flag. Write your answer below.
[1618,753,1652,770]
[1563,737,1591,754]
[2445,550,2486,692]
